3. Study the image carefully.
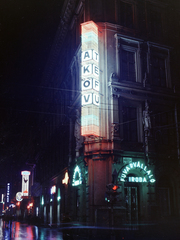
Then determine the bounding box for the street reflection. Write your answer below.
[0,219,63,239]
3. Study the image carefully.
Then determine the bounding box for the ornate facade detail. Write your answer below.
[111,123,120,140]
[142,100,151,136]
[110,73,119,83]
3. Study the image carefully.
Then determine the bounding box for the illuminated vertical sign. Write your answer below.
[21,171,31,196]
[81,21,100,136]
[6,183,10,203]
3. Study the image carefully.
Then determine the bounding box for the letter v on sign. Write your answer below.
[82,93,93,105]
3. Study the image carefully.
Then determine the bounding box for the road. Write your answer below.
[0,219,64,239]
[1,218,180,240]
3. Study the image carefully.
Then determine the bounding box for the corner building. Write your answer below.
[39,0,180,226]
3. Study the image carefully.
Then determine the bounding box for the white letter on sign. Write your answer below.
[93,50,99,62]
[82,93,92,105]
[93,93,99,106]
[82,78,92,91]
[82,64,92,76]
[93,79,99,91]
[82,50,92,62]
[93,65,99,77]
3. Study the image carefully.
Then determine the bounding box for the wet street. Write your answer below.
[1,218,180,240]
[0,219,64,240]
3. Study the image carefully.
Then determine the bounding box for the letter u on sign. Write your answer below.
[93,93,99,106]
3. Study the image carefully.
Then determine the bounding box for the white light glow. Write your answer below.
[21,171,30,196]
[81,21,100,136]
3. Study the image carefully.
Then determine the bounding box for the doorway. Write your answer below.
[125,186,139,222]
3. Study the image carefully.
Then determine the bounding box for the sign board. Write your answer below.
[21,171,31,196]
[81,21,100,136]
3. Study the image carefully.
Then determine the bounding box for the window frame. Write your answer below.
[115,36,142,84]
[147,43,171,89]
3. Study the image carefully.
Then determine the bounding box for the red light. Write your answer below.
[112,185,118,191]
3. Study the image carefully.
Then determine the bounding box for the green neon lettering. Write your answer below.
[126,166,130,172]
[143,177,147,182]
[129,163,133,168]
[133,162,137,168]
[123,169,127,174]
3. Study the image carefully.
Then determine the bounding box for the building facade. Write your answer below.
[36,0,180,226]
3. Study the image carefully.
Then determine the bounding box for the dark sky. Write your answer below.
[1,0,64,86]
[0,0,64,190]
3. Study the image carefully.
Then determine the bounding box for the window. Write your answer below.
[151,54,166,87]
[152,110,175,146]
[115,36,142,84]
[149,9,163,38]
[122,49,136,82]
[119,99,143,143]
[119,1,134,29]
[123,106,137,142]
[149,46,171,88]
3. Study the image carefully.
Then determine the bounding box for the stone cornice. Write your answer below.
[108,80,180,103]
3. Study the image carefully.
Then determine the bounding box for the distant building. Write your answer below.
[36,0,180,226]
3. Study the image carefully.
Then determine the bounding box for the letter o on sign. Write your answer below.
[83,80,90,88]
[82,78,92,91]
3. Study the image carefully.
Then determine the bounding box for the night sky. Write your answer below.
[0,0,64,191]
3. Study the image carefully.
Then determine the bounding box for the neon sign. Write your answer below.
[81,21,100,136]
[16,192,23,202]
[6,183,10,203]
[62,172,69,185]
[21,171,31,196]
[72,166,82,186]
[119,161,156,183]
[128,177,147,183]
[50,185,56,194]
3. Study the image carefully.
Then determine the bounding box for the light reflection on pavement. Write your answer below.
[0,219,64,240]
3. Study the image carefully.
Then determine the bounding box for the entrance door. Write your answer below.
[125,187,138,222]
